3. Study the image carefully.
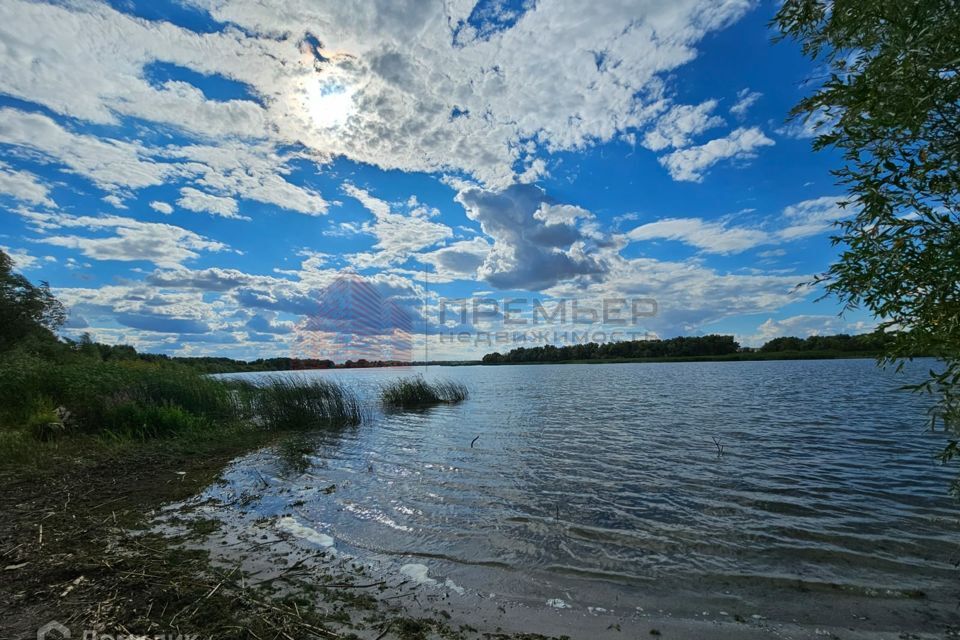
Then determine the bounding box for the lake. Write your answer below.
[194,359,959,635]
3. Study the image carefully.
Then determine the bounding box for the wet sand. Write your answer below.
[156,498,957,640]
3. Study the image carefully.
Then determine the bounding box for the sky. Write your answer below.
[0,0,877,361]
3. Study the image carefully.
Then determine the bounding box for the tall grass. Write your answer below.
[250,376,364,430]
[0,352,364,460]
[380,376,468,409]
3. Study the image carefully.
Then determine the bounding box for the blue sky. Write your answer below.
[0,0,874,361]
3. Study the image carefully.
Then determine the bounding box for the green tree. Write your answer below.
[0,249,66,352]
[774,1,960,474]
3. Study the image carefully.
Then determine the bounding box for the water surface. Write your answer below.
[206,359,959,622]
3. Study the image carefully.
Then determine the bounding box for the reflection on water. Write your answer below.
[207,360,959,611]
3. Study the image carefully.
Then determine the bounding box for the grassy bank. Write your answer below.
[0,354,516,640]
[0,350,365,465]
[0,356,559,640]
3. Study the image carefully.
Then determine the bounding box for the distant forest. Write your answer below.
[480,331,899,364]
[66,331,904,373]
[64,334,399,374]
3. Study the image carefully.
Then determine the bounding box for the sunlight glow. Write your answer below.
[304,80,355,129]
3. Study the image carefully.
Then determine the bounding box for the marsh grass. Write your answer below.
[251,376,364,430]
[380,376,468,409]
[0,353,363,461]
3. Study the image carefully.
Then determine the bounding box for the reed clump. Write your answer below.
[0,352,363,460]
[250,376,364,430]
[380,376,468,409]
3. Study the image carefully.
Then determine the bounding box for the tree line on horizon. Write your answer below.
[480,331,898,364]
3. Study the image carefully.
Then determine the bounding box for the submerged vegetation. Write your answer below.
[381,376,469,409]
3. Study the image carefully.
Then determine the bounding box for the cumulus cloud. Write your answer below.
[343,184,452,266]
[455,184,608,290]
[742,314,875,347]
[147,266,283,291]
[0,0,757,188]
[164,143,329,215]
[177,187,244,219]
[642,100,725,151]
[659,127,774,182]
[149,201,174,214]
[417,237,492,282]
[0,0,833,358]
[546,254,809,335]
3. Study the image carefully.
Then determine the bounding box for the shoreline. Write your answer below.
[1,429,955,640]
[207,352,893,375]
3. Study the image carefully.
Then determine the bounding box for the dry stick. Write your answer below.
[711,437,725,457]
[374,620,395,640]
[318,580,387,589]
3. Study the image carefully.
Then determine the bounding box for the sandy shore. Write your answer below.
[160,496,957,640]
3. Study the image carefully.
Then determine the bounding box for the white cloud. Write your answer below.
[742,314,875,347]
[777,196,848,239]
[177,187,244,219]
[150,201,174,214]
[729,88,761,117]
[758,248,786,258]
[659,127,775,182]
[626,195,851,254]
[0,161,54,206]
[777,106,837,139]
[533,203,594,226]
[1,245,38,270]
[165,143,329,215]
[0,0,757,188]
[103,194,130,210]
[20,210,229,268]
[642,100,725,151]
[545,253,810,335]
[455,184,607,290]
[0,107,173,191]
[627,217,770,254]
[343,184,452,266]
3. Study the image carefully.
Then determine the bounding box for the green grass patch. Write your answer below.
[0,352,364,462]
